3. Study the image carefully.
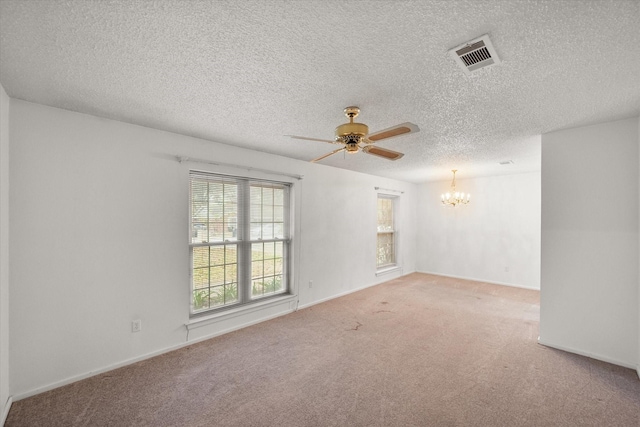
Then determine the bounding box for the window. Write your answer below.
[189,172,291,315]
[376,195,396,269]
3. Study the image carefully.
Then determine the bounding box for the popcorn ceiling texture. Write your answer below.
[0,0,638,182]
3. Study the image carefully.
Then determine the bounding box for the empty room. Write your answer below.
[0,1,639,426]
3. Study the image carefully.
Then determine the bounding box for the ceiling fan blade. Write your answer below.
[362,145,404,160]
[311,147,346,163]
[286,135,340,145]
[365,122,420,142]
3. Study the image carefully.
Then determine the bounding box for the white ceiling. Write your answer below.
[1,0,638,182]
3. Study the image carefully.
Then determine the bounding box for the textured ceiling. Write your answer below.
[1,0,639,182]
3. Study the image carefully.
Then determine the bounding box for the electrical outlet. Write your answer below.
[309,280,313,288]
[131,319,141,333]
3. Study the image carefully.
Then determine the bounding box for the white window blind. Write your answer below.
[189,172,291,315]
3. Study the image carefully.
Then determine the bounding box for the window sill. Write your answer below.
[376,265,401,277]
[186,294,297,330]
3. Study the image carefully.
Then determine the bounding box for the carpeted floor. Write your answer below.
[6,273,640,426]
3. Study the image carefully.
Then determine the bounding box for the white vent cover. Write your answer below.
[449,34,501,74]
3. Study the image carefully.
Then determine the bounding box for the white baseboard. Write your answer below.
[1,396,12,426]
[184,308,296,347]
[297,269,413,311]
[416,270,540,291]
[13,308,296,402]
[297,283,374,310]
[537,337,637,370]
[12,270,415,402]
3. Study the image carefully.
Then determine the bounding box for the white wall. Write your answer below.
[416,171,541,290]
[540,116,639,369]
[8,100,417,399]
[0,84,11,422]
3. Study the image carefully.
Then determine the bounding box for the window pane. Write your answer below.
[191,243,238,312]
[209,285,225,307]
[250,222,261,240]
[263,205,274,222]
[225,245,237,264]
[193,289,211,311]
[250,186,262,204]
[263,187,273,205]
[377,198,393,232]
[377,232,395,267]
[193,267,209,289]
[274,188,284,206]
[273,223,284,239]
[191,180,209,243]
[251,243,264,260]
[273,275,283,292]
[252,261,263,279]
[210,246,224,266]
[262,223,274,240]
[250,240,285,299]
[252,275,283,297]
[275,242,283,257]
[193,246,209,269]
[274,206,284,222]
[250,204,262,223]
[222,283,238,304]
[192,221,207,243]
[210,201,223,218]
[249,184,287,241]
[224,183,237,202]
[225,263,237,284]
[224,218,237,240]
[210,265,225,286]
[377,196,396,268]
[208,182,224,242]
[275,242,283,276]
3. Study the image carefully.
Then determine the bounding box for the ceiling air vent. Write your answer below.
[449,34,501,75]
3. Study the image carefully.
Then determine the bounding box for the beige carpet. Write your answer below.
[6,273,640,426]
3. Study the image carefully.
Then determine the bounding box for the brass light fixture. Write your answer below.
[335,106,368,154]
[441,169,470,207]
[286,106,419,162]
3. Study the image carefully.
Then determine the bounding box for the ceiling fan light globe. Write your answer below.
[345,142,359,153]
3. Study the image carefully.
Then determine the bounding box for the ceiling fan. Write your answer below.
[287,106,420,163]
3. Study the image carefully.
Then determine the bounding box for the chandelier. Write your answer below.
[441,169,470,207]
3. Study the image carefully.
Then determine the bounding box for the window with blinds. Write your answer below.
[189,172,291,314]
[377,195,396,269]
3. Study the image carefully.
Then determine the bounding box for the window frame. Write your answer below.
[376,194,398,271]
[189,171,293,317]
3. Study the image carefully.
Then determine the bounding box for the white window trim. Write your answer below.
[376,193,399,271]
[376,265,402,277]
[186,293,297,330]
[189,170,297,318]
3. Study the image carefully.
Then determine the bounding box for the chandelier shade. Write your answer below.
[441,169,470,207]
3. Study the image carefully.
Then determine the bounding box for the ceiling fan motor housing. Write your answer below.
[335,122,369,140]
